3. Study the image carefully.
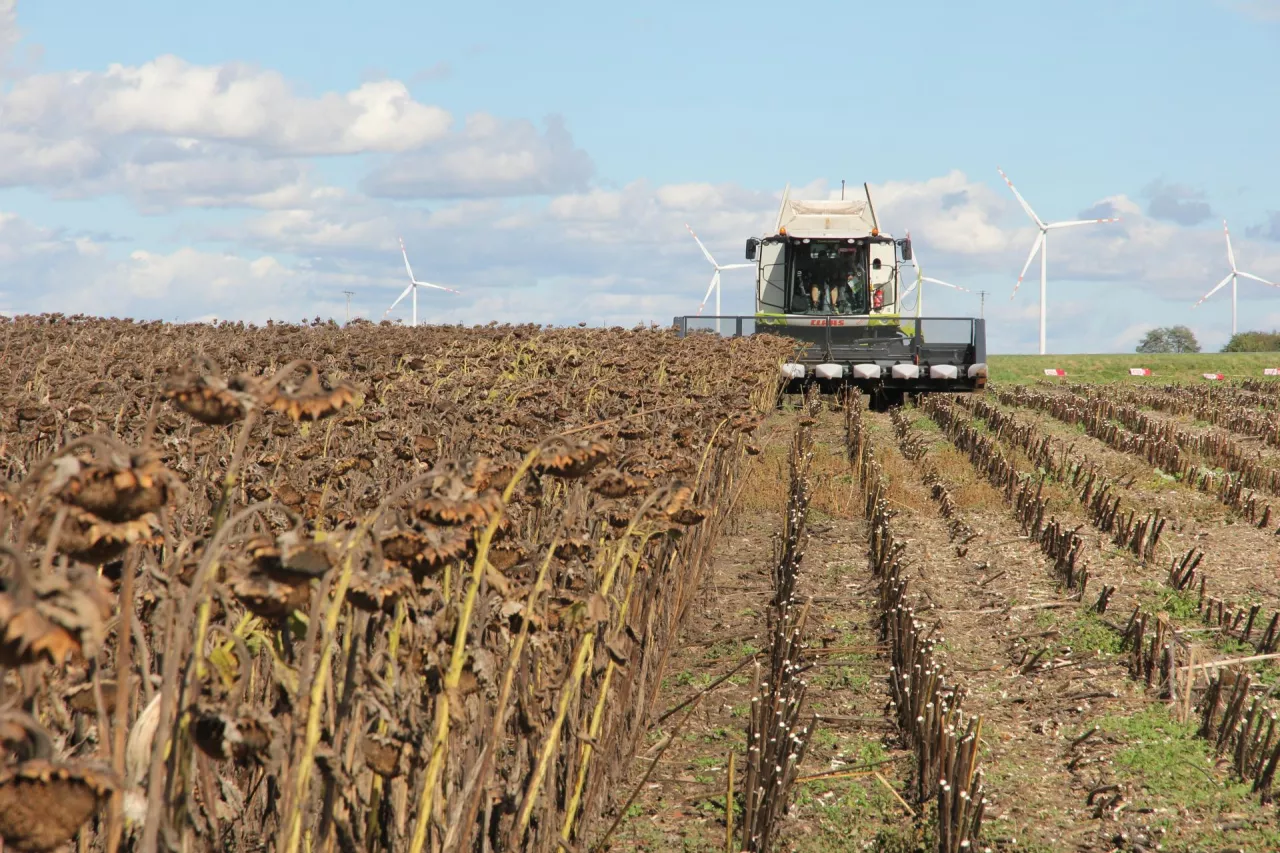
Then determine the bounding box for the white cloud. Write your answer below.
[2,56,452,156]
[0,130,104,185]
[360,114,593,199]
[2,0,1280,354]
[0,0,16,68]
[0,213,369,322]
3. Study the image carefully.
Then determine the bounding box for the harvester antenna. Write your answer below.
[342,290,354,324]
[841,179,845,200]
[863,182,879,236]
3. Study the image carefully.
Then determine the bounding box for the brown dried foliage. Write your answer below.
[0,314,791,853]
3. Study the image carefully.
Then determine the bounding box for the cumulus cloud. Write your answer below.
[2,1,1279,352]
[1,56,452,155]
[0,212,366,322]
[1247,211,1280,242]
[871,171,1012,256]
[1140,179,1214,225]
[0,49,599,209]
[77,140,324,212]
[0,0,16,67]
[360,114,593,199]
[0,131,104,186]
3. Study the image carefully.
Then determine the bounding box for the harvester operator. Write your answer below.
[842,270,864,314]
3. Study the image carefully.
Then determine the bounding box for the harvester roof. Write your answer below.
[775,197,879,240]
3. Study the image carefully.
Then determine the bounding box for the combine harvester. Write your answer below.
[674,184,988,410]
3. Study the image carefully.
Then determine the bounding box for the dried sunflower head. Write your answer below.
[32,504,161,565]
[588,468,646,499]
[163,359,264,425]
[228,572,311,622]
[244,530,335,585]
[189,705,277,765]
[380,526,474,580]
[648,482,705,526]
[47,447,181,523]
[346,565,415,614]
[0,759,119,853]
[0,564,114,668]
[411,462,503,527]
[534,437,610,479]
[264,362,362,422]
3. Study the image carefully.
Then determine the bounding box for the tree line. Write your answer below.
[1136,327,1280,353]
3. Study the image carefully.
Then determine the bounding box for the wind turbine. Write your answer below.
[686,223,753,334]
[899,234,969,318]
[1192,219,1278,336]
[999,167,1121,354]
[383,237,460,327]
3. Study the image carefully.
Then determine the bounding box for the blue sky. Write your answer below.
[1,0,1278,352]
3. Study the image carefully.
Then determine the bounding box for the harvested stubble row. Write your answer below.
[0,314,794,853]
[922,395,1164,571]
[887,407,975,544]
[997,385,1280,525]
[936,393,1280,656]
[898,398,1280,834]
[846,399,986,852]
[1068,384,1280,492]
[740,416,815,853]
[960,391,1280,797]
[1062,379,1280,446]
[1163,546,1280,659]
[1116,599,1280,804]
[989,385,1280,643]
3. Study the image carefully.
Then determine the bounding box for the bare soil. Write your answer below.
[613,399,1280,853]
[989,397,1280,615]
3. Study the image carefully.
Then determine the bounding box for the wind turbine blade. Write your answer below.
[384,283,414,317]
[1046,218,1122,228]
[1011,232,1045,299]
[1224,219,1237,271]
[900,280,919,299]
[398,236,416,281]
[719,263,755,270]
[696,270,718,316]
[1237,271,1278,287]
[997,167,1045,228]
[923,276,970,292]
[1194,272,1234,307]
[412,279,462,294]
[685,223,719,267]
[774,184,791,233]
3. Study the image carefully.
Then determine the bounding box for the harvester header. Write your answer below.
[674,182,987,410]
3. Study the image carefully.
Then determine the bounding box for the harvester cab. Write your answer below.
[674,184,987,410]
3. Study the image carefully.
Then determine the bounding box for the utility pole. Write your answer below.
[977,290,989,320]
[342,291,355,324]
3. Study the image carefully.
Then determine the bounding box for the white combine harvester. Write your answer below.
[674,183,988,410]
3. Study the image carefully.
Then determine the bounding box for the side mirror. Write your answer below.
[898,237,913,261]
[745,238,758,261]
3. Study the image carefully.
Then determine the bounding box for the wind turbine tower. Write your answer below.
[686,223,753,334]
[900,234,969,317]
[1192,219,1278,336]
[383,237,461,327]
[998,168,1121,354]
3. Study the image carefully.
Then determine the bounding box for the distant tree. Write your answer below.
[1165,325,1201,353]
[1221,331,1280,352]
[1137,325,1201,354]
